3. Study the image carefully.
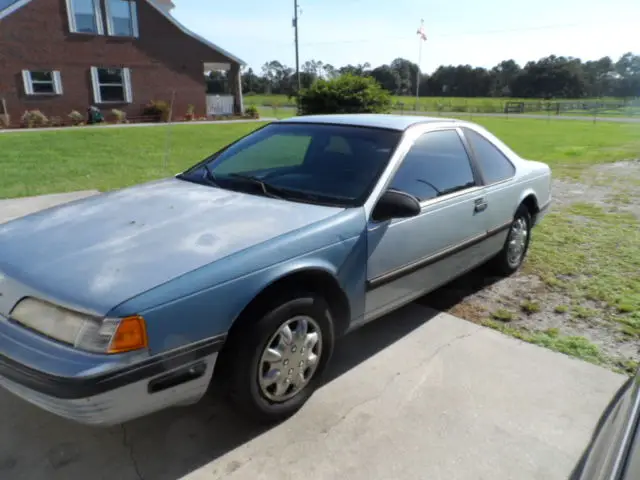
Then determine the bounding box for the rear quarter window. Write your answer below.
[464,128,516,185]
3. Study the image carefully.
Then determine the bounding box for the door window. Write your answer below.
[389,130,476,202]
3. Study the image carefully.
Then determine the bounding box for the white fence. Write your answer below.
[206,95,234,116]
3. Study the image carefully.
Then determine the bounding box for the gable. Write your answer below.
[0,0,245,65]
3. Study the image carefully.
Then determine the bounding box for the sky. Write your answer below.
[171,0,639,74]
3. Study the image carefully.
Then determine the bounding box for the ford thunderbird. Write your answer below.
[0,114,552,425]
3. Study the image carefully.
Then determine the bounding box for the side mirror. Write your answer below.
[372,189,421,222]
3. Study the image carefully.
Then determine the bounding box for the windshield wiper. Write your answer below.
[226,173,285,199]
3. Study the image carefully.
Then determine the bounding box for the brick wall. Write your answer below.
[0,0,238,124]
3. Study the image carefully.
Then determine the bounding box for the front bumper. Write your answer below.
[0,335,225,426]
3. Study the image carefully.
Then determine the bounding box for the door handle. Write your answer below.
[474,198,488,213]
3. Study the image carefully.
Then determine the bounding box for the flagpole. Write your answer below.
[416,35,422,105]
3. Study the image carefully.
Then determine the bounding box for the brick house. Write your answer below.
[0,0,245,125]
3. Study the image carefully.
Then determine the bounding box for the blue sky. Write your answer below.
[172,0,638,73]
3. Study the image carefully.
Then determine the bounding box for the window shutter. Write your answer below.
[90,67,101,103]
[64,0,77,32]
[131,1,139,38]
[53,71,64,95]
[21,70,34,95]
[123,68,133,103]
[93,0,105,35]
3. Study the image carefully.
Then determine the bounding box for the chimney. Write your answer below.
[150,0,175,14]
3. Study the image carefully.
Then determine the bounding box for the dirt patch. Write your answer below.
[420,160,640,374]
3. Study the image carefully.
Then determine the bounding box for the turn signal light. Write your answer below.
[108,315,148,353]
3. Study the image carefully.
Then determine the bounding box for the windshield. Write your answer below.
[180,123,402,207]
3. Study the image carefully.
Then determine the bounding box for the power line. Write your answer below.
[261,20,620,49]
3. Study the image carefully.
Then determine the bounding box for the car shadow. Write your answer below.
[121,269,505,480]
[0,267,512,480]
[418,266,505,314]
[1,301,446,480]
[120,303,443,480]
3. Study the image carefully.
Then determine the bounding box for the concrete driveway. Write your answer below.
[0,192,627,480]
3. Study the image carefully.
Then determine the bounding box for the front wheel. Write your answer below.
[223,292,335,423]
[490,205,532,275]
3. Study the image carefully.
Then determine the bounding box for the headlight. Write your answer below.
[10,298,148,354]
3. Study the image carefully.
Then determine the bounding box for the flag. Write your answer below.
[417,19,427,41]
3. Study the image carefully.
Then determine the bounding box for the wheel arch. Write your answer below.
[212,266,351,383]
[518,190,540,218]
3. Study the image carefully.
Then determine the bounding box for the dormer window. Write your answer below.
[105,0,139,37]
[66,0,104,35]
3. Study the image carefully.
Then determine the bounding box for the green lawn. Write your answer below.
[247,94,638,116]
[1,117,638,199]
[0,123,265,199]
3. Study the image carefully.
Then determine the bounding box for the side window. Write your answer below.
[389,130,476,202]
[464,128,515,184]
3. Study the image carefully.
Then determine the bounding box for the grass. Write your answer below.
[483,319,605,366]
[0,122,266,198]
[245,94,637,114]
[491,308,516,322]
[2,115,637,199]
[520,300,541,314]
[525,203,640,318]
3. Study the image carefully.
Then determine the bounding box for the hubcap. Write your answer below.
[507,217,528,266]
[258,316,322,402]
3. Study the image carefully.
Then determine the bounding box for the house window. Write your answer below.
[106,0,139,37]
[66,0,104,34]
[90,67,132,103]
[21,70,63,95]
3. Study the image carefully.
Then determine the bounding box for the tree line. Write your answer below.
[206,53,640,100]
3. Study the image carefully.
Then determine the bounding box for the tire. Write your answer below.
[491,204,532,275]
[222,291,335,423]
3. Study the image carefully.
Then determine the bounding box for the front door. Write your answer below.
[364,128,494,321]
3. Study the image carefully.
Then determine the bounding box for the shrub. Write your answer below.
[184,104,195,121]
[142,100,171,122]
[245,91,257,96]
[244,105,259,119]
[21,110,48,128]
[296,74,391,115]
[49,116,64,127]
[111,108,127,124]
[68,110,84,126]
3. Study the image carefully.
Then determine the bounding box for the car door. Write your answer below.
[461,127,519,252]
[363,128,496,321]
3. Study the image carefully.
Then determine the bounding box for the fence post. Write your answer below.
[163,89,176,171]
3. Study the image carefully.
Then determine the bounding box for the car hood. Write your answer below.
[0,178,343,315]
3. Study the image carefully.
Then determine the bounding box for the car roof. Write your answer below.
[279,114,460,131]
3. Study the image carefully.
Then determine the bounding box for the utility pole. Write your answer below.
[293,0,301,92]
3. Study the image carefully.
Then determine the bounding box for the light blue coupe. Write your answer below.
[0,114,551,426]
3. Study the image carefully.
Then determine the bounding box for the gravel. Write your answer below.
[419,160,640,370]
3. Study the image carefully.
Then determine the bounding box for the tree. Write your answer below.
[389,58,420,95]
[232,52,640,100]
[297,74,391,115]
[370,65,401,93]
[491,60,521,96]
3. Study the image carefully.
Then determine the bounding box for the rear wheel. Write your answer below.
[491,205,532,275]
[222,292,334,423]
